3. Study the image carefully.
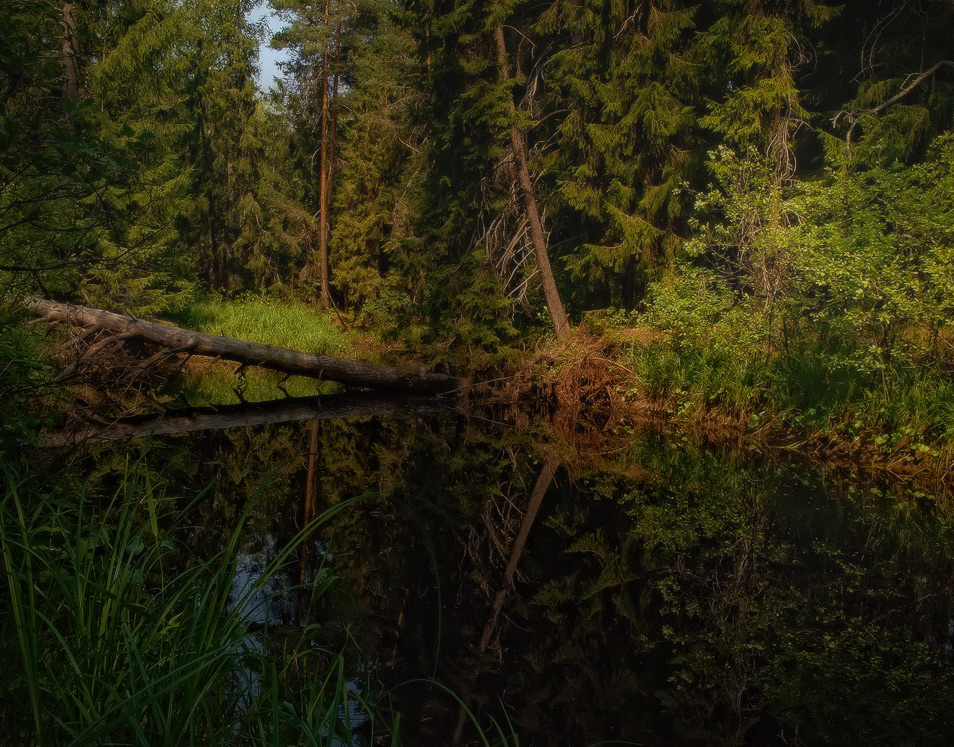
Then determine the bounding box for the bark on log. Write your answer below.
[25,298,466,394]
[43,393,451,447]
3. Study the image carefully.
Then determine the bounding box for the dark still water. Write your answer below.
[67,406,954,745]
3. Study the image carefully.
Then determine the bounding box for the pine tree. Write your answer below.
[271,0,369,305]
[83,0,197,312]
[242,92,317,290]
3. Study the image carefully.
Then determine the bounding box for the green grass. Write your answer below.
[0,457,377,745]
[171,295,351,355]
[625,332,954,452]
[627,343,770,415]
[165,295,351,405]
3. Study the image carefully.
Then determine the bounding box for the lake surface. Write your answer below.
[68,404,954,745]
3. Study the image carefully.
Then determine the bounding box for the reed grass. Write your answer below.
[0,457,373,745]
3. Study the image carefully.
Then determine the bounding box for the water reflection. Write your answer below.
[229,534,369,745]
[70,405,954,745]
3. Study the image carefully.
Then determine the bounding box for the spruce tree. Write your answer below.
[328,5,427,329]
[538,0,703,310]
[1,0,191,308]
[181,0,265,291]
[403,0,577,344]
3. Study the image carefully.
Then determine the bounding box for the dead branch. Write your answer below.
[838,60,954,155]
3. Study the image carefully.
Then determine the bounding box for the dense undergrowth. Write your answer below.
[498,324,954,492]
[621,330,954,482]
[549,142,954,483]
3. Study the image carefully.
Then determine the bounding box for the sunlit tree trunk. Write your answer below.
[317,0,333,307]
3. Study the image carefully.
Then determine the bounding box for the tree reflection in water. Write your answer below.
[74,406,954,745]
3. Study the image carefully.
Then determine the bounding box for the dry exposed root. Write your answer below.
[476,333,653,456]
[48,326,183,419]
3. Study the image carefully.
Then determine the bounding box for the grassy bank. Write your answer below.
[171,295,351,354]
[623,333,954,481]
[625,333,954,449]
[503,326,954,491]
[167,296,352,405]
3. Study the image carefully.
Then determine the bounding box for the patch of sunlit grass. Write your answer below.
[172,295,350,355]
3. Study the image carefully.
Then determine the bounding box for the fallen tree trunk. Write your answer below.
[43,392,451,446]
[25,298,466,394]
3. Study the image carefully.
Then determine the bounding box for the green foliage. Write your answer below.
[785,137,954,372]
[328,8,427,328]
[630,133,954,444]
[0,313,51,448]
[0,455,372,745]
[0,0,198,312]
[540,0,701,308]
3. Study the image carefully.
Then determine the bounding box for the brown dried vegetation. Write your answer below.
[474,333,660,457]
[48,326,182,418]
[476,331,954,496]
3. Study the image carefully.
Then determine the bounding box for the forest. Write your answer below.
[3,0,954,744]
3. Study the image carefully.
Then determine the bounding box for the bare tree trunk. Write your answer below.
[493,26,570,339]
[60,3,79,100]
[318,0,332,307]
[329,25,341,215]
[25,298,467,393]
